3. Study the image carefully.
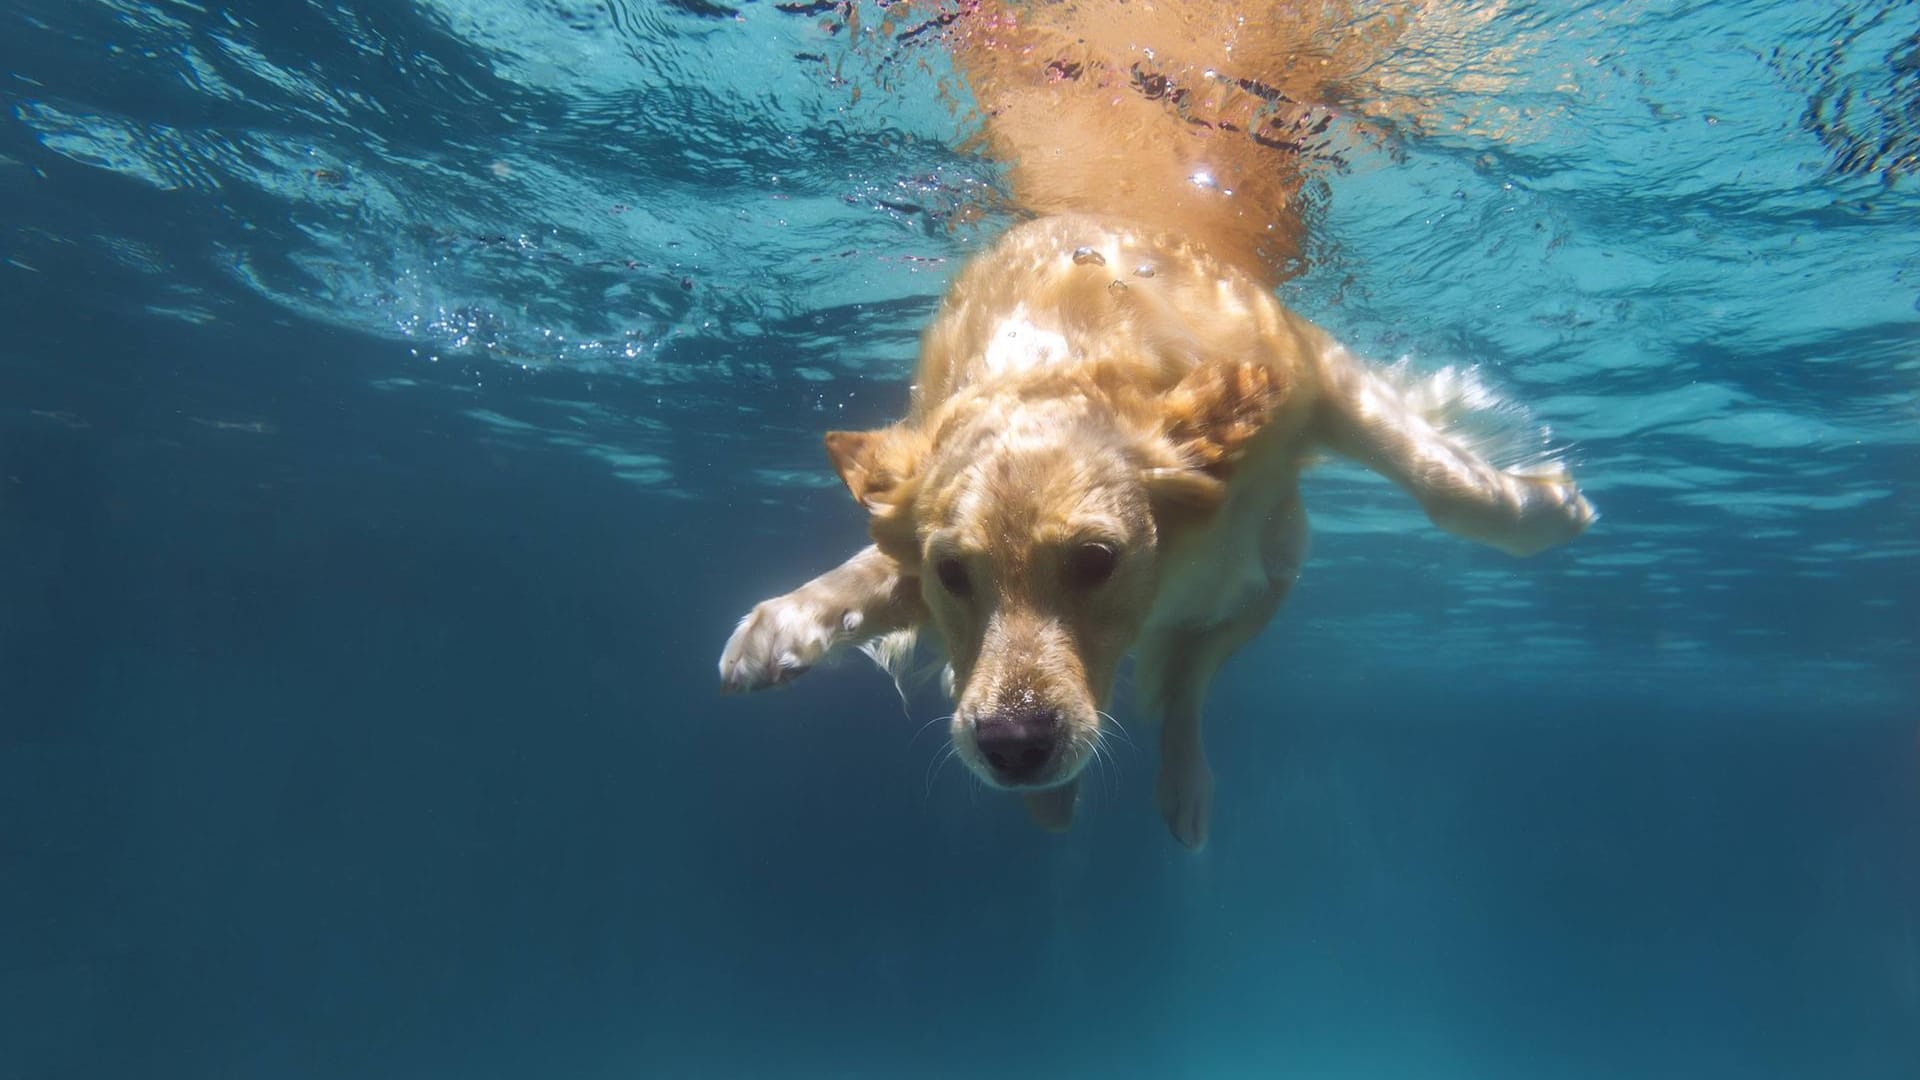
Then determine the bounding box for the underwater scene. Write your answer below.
[1,1,1916,1077]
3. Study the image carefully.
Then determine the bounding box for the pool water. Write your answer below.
[1,2,1915,1077]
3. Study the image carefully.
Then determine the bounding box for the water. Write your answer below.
[1,1,1915,1077]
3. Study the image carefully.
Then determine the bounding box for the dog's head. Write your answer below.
[825,359,1284,791]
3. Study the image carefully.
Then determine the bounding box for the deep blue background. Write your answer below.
[2,262,1916,1079]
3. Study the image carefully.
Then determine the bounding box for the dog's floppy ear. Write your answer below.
[1144,360,1288,516]
[825,425,926,559]
[824,425,924,510]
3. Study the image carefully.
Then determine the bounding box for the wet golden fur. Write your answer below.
[719,1,1594,848]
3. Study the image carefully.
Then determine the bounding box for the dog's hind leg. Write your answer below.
[719,545,925,694]
[1315,350,1596,557]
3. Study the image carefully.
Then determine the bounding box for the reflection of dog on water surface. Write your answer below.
[720,1,1595,849]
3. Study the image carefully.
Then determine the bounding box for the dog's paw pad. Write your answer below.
[1156,760,1214,851]
[718,595,842,694]
[1517,470,1594,521]
[1533,478,1597,541]
[1484,470,1597,556]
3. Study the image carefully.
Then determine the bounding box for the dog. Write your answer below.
[717,1,1595,849]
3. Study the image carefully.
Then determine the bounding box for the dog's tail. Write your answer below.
[934,0,1414,285]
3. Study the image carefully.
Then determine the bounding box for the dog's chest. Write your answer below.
[1150,515,1280,630]
[1146,462,1308,636]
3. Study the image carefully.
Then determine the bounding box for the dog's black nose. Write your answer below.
[973,706,1061,783]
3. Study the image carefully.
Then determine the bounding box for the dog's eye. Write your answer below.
[1067,542,1119,589]
[935,557,971,598]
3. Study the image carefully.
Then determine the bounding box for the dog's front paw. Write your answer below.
[1496,468,1598,557]
[1156,756,1214,851]
[718,589,858,694]
[1527,468,1597,529]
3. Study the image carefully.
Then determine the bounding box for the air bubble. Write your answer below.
[1108,279,1128,296]
[1071,246,1106,266]
[1134,264,1156,278]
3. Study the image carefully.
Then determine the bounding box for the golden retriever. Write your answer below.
[717,1,1595,849]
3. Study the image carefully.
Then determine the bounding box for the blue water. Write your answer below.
[2,1,1916,1077]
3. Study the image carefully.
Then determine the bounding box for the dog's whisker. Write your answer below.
[924,742,960,798]
[1084,737,1112,803]
[1097,732,1121,774]
[1082,726,1113,768]
[1086,726,1122,782]
[907,712,956,748]
[1071,730,1115,802]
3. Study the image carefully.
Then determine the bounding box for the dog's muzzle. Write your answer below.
[971,704,1063,786]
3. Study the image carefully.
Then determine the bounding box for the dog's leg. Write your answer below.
[1137,501,1306,850]
[1023,781,1080,833]
[718,545,923,693]
[1316,352,1596,557]
[1149,651,1218,852]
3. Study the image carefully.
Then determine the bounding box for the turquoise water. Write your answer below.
[1,2,1915,1077]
